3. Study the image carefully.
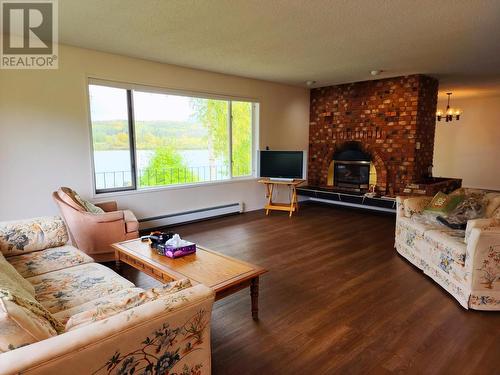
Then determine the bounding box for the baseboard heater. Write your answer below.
[138,202,243,231]
[309,197,395,213]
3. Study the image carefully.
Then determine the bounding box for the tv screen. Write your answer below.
[259,151,304,179]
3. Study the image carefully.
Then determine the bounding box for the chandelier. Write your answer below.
[436,92,462,122]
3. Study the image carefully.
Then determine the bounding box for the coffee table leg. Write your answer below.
[114,250,121,274]
[251,277,259,320]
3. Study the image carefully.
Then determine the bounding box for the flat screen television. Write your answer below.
[258,150,306,179]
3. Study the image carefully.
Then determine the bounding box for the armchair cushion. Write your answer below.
[74,195,105,214]
[28,263,134,314]
[0,216,68,256]
[7,245,94,278]
[124,209,139,233]
[65,279,193,331]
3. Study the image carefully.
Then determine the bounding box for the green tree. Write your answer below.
[139,145,198,187]
[231,101,252,177]
[191,99,252,177]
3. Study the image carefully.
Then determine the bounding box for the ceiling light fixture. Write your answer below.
[370,70,383,76]
[305,80,316,87]
[436,92,462,122]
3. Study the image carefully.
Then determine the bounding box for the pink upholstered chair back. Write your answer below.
[52,189,139,262]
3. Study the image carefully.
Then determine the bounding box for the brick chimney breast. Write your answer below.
[308,74,438,194]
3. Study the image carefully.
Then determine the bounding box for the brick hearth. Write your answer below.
[308,74,438,194]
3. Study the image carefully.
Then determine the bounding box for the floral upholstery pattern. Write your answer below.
[65,279,193,331]
[8,245,94,278]
[0,216,68,256]
[396,195,500,310]
[28,263,134,313]
[0,252,35,296]
[53,287,144,325]
[467,227,500,310]
[0,284,214,374]
[403,196,432,217]
[423,229,466,265]
[0,215,214,374]
[95,309,208,375]
[0,298,59,353]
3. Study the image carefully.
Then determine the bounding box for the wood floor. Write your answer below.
[123,203,500,375]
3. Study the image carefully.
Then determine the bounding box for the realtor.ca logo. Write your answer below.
[1,0,58,69]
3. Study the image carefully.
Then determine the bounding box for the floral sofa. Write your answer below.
[395,191,500,311]
[0,216,215,375]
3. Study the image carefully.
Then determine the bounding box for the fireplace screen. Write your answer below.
[334,161,370,190]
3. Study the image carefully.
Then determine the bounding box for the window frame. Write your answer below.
[87,78,259,195]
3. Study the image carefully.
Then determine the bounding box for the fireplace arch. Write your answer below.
[321,141,388,193]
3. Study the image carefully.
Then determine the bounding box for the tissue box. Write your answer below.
[156,242,196,258]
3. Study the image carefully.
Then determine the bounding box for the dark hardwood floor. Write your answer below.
[122,203,500,374]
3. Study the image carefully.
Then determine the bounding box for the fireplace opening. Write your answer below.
[327,142,376,192]
[334,161,370,190]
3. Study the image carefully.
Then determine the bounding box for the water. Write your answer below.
[93,149,228,189]
[94,149,220,172]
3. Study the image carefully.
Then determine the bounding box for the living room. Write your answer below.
[0,1,499,374]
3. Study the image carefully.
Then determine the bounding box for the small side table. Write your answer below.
[258,178,305,217]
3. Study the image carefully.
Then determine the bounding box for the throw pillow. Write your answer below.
[0,216,69,256]
[404,197,432,217]
[0,252,35,297]
[74,195,105,214]
[424,192,464,214]
[0,298,58,352]
[485,193,500,218]
[444,193,487,227]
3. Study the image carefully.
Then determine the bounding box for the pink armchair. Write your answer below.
[53,188,139,262]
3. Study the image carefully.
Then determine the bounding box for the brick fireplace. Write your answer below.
[308,74,439,195]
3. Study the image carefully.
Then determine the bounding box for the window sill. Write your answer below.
[92,176,259,199]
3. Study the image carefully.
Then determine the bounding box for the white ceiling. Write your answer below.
[59,0,500,97]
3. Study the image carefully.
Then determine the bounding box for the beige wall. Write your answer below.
[433,95,500,190]
[0,45,309,221]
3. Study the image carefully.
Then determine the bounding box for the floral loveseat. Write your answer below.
[0,216,214,375]
[395,190,500,311]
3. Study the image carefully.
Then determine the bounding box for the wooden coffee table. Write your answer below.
[112,238,267,320]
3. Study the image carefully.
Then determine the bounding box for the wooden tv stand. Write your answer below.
[258,178,305,217]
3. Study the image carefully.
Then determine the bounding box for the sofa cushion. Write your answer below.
[65,279,193,331]
[0,216,68,256]
[398,215,443,238]
[53,287,144,324]
[0,252,35,296]
[28,263,134,314]
[423,228,467,265]
[7,245,94,278]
